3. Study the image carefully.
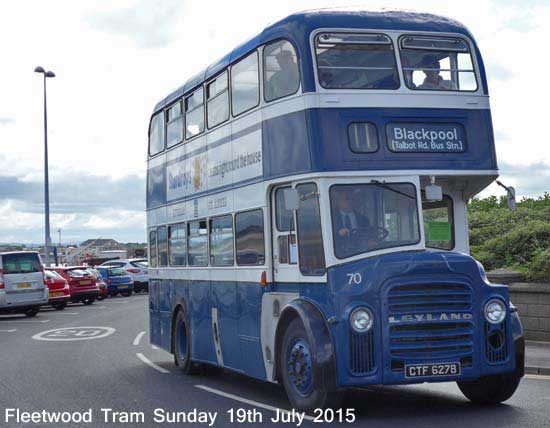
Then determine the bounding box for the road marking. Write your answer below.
[136,353,170,374]
[525,374,550,381]
[55,312,80,315]
[152,345,159,350]
[0,319,50,323]
[133,331,146,346]
[103,301,129,304]
[0,329,17,332]
[32,326,116,341]
[195,385,315,421]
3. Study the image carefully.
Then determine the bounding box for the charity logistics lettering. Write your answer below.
[387,123,466,153]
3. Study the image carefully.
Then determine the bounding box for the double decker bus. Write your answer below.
[146,9,524,411]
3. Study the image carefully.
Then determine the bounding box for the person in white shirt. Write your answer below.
[417,55,457,91]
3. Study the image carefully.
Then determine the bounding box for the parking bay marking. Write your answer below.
[1,319,50,323]
[0,329,17,332]
[525,374,550,381]
[195,385,315,421]
[133,331,146,346]
[136,353,170,374]
[32,326,116,341]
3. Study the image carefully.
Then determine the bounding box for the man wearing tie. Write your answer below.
[333,189,370,255]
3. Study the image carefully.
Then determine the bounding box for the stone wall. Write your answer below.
[509,283,550,342]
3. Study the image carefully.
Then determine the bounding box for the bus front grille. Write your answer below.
[386,282,474,369]
[485,321,509,364]
[349,330,376,375]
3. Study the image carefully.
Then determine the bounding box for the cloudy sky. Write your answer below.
[0,0,548,244]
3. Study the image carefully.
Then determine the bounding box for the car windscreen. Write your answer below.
[66,269,89,277]
[315,32,399,90]
[109,268,126,276]
[1,253,42,274]
[330,183,420,259]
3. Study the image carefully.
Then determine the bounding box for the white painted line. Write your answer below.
[33,327,116,342]
[1,319,50,323]
[133,331,146,346]
[152,345,159,350]
[95,306,107,309]
[195,385,315,421]
[56,312,80,315]
[136,353,170,374]
[0,329,17,332]
[103,301,129,304]
[525,374,550,381]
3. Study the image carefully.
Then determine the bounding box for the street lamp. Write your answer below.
[34,66,55,266]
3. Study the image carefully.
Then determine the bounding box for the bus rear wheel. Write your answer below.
[457,374,521,404]
[173,309,199,375]
[281,318,340,411]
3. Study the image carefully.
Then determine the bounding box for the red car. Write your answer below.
[51,266,99,305]
[44,269,71,310]
[87,268,108,300]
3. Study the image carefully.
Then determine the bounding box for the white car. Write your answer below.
[0,251,48,317]
[100,259,148,293]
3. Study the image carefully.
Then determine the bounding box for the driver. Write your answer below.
[334,190,370,238]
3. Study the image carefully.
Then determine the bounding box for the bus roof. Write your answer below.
[154,9,475,112]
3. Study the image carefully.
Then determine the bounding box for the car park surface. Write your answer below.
[0,251,48,317]
[0,295,548,428]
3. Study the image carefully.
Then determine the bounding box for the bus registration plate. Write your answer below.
[405,362,460,378]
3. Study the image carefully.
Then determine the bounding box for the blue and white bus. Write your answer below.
[146,10,524,411]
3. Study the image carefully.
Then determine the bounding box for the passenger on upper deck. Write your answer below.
[417,55,457,90]
[266,49,299,101]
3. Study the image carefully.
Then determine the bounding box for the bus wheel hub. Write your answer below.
[287,340,312,393]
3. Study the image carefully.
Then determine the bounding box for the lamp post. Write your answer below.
[34,66,55,266]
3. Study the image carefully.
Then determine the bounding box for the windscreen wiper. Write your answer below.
[370,180,416,200]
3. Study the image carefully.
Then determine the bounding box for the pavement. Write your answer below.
[1,295,550,428]
[526,341,550,375]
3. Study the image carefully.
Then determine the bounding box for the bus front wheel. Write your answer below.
[281,318,339,411]
[173,309,199,375]
[457,374,521,404]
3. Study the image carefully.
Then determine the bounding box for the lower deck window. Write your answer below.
[210,215,234,266]
[169,223,186,266]
[188,220,208,266]
[422,195,454,250]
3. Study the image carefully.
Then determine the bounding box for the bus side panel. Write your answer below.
[238,282,267,380]
[159,279,173,351]
[189,278,217,364]
[149,279,162,347]
[211,279,241,370]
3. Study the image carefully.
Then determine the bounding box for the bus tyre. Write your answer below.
[457,374,521,404]
[281,318,340,411]
[173,309,199,375]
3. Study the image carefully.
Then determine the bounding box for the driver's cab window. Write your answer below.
[422,195,454,250]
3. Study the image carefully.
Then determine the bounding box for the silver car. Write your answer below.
[0,251,48,317]
[100,258,148,293]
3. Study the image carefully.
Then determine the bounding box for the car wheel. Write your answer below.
[25,307,40,317]
[457,374,521,404]
[281,318,340,411]
[173,309,199,375]
[134,286,141,294]
[52,302,67,311]
[97,295,105,301]
[82,297,95,305]
[122,290,132,297]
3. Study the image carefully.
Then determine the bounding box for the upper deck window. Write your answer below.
[185,87,204,139]
[148,112,164,157]
[315,32,399,90]
[399,36,477,91]
[231,51,260,116]
[263,40,300,102]
[166,100,183,148]
[207,71,229,128]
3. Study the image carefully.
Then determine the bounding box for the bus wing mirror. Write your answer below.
[425,184,443,201]
[284,188,300,211]
[506,186,516,211]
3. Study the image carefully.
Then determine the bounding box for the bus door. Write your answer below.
[271,183,327,285]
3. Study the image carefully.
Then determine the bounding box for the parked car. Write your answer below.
[0,251,48,317]
[44,269,70,310]
[87,268,108,300]
[100,259,148,292]
[96,267,134,297]
[51,266,99,305]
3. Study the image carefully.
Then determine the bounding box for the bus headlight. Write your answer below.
[350,307,373,333]
[484,299,506,324]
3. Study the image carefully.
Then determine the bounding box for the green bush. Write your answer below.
[468,193,550,282]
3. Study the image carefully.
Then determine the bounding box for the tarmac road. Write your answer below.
[1,294,549,428]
